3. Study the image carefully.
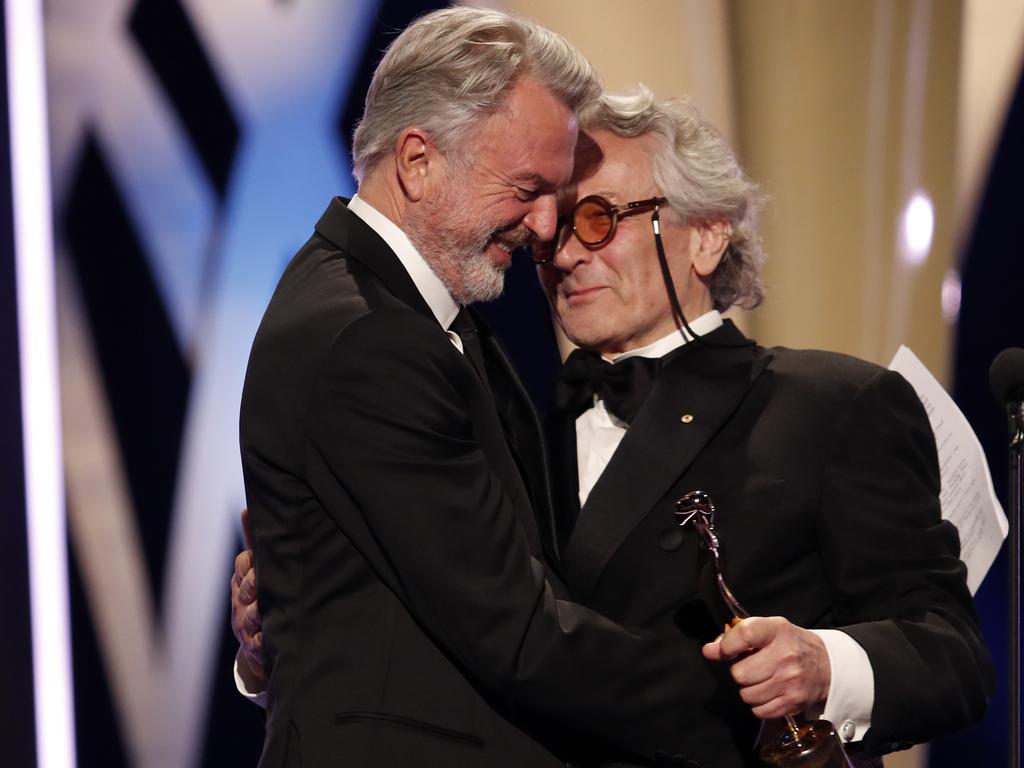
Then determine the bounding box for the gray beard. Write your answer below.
[405,210,509,306]
[436,247,507,304]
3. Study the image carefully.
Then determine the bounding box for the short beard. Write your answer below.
[406,170,527,305]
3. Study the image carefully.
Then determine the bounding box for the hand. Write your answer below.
[230,510,264,684]
[702,616,830,720]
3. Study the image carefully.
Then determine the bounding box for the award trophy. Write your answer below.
[674,490,853,768]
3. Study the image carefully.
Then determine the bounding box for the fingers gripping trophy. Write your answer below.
[675,491,853,768]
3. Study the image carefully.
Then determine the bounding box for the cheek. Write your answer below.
[632,267,670,308]
[604,263,640,306]
[487,197,532,232]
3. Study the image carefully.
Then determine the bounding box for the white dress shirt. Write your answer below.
[347,195,463,348]
[573,310,873,743]
[575,310,724,507]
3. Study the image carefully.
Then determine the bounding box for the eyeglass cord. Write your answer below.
[650,206,754,351]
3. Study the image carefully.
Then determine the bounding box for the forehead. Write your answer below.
[474,78,578,188]
[572,130,660,201]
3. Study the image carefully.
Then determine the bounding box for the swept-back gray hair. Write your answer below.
[352,7,600,182]
[580,87,766,311]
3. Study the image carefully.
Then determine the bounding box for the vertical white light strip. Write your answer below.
[5,0,77,766]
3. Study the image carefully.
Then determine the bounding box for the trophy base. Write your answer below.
[757,719,849,768]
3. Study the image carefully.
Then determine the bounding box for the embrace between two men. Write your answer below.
[232,8,992,767]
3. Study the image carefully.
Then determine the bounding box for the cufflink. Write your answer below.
[839,720,857,742]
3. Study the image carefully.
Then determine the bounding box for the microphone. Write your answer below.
[990,347,1024,411]
[990,348,1024,768]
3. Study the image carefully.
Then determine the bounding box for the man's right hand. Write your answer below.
[231,510,264,685]
[701,616,831,720]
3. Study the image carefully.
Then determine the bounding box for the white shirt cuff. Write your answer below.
[810,629,873,743]
[233,650,267,709]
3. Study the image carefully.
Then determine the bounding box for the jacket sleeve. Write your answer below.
[303,309,740,765]
[818,368,994,754]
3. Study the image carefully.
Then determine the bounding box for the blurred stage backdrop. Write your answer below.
[2,1,1022,766]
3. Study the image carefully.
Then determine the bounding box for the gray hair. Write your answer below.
[352,7,600,182]
[580,87,766,311]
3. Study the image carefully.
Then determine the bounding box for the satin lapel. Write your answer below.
[317,198,553,559]
[562,323,771,601]
[546,409,581,555]
[314,197,434,322]
[314,198,559,559]
[478,316,561,565]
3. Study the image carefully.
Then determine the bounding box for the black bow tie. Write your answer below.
[555,349,661,424]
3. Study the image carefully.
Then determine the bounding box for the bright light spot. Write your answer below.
[941,269,962,324]
[900,191,934,267]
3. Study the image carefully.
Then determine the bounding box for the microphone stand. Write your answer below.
[1008,398,1022,768]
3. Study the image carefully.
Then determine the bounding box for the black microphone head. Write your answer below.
[989,347,1024,405]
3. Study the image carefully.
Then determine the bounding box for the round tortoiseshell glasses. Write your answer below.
[532,195,668,264]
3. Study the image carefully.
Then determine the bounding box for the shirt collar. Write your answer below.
[347,194,460,331]
[608,310,723,363]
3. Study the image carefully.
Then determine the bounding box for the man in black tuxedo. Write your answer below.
[239,8,748,768]
[531,88,992,761]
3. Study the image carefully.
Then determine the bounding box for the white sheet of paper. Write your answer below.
[889,345,1008,594]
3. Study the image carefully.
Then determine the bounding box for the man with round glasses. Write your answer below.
[534,88,991,761]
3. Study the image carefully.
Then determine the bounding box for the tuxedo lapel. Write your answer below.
[562,323,771,601]
[478,313,562,565]
[317,198,557,562]
[545,408,581,555]
[314,197,435,322]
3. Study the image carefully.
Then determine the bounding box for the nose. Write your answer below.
[523,193,559,242]
[547,229,593,274]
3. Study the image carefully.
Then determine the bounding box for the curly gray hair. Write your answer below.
[352,7,600,182]
[579,87,766,311]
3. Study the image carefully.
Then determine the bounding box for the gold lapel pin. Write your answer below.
[680,414,694,423]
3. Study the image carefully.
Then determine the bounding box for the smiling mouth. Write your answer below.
[489,240,515,259]
[564,285,607,303]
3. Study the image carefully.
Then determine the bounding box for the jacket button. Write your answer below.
[659,527,685,551]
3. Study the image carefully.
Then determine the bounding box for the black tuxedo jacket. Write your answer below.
[550,321,993,765]
[240,199,743,768]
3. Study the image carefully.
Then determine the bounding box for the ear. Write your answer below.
[692,219,732,278]
[395,128,433,202]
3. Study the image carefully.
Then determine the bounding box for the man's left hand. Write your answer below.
[702,616,830,719]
